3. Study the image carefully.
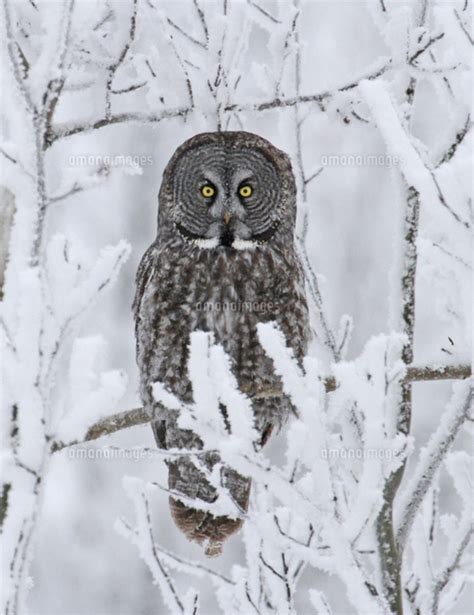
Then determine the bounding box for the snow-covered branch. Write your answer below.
[49,361,471,451]
[396,380,472,550]
[1,0,471,612]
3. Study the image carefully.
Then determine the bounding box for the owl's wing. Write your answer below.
[133,241,168,449]
[132,241,157,351]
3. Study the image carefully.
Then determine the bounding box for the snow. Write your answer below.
[57,337,128,443]
[1,0,471,613]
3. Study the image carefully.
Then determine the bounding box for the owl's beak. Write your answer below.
[222,212,232,225]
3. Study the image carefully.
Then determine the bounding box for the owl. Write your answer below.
[133,131,310,556]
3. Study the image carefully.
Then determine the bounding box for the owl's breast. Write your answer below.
[136,243,309,406]
[184,249,281,339]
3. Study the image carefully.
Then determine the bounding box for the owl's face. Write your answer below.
[170,143,284,250]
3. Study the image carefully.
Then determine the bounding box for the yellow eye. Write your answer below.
[239,185,253,198]
[201,184,215,198]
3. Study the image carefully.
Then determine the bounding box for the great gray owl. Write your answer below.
[133,131,310,556]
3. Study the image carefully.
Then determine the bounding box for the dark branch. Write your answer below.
[48,107,192,146]
[396,385,472,550]
[52,364,471,451]
[436,114,472,167]
[409,33,445,65]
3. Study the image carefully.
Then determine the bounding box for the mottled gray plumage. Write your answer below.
[133,131,310,556]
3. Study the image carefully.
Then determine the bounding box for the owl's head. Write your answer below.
[158,132,296,250]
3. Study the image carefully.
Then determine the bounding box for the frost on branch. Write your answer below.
[118,322,471,613]
[56,336,128,444]
[116,477,200,615]
[0,230,129,612]
[151,331,259,557]
[1,0,472,612]
[120,327,422,613]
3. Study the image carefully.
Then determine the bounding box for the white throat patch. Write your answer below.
[192,237,220,249]
[232,238,258,250]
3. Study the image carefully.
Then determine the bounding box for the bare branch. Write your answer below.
[247,0,281,24]
[304,167,323,186]
[47,56,395,146]
[0,187,16,300]
[93,8,114,31]
[105,0,138,120]
[436,114,472,167]
[48,107,192,145]
[259,553,286,582]
[433,524,473,613]
[409,33,445,65]
[166,17,206,49]
[430,240,472,270]
[51,364,472,450]
[111,80,148,95]
[142,494,185,613]
[428,167,470,229]
[453,8,473,45]
[396,382,472,550]
[224,57,391,114]
[3,0,36,113]
[152,542,234,585]
[193,0,209,46]
[375,32,426,605]
[48,182,86,204]
[377,186,419,613]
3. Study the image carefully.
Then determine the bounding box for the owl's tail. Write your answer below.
[167,456,251,557]
[169,496,248,557]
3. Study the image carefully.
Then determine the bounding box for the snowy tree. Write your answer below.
[0,1,471,614]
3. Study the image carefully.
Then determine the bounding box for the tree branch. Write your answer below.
[225,57,391,114]
[396,382,472,550]
[52,364,471,451]
[48,57,391,146]
[48,107,192,146]
[432,523,473,613]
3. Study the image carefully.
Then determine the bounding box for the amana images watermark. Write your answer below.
[320,153,402,168]
[321,448,399,460]
[195,300,278,313]
[68,446,161,462]
[68,153,154,168]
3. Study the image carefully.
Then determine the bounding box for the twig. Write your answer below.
[259,553,286,581]
[430,241,471,270]
[49,107,192,145]
[396,383,472,550]
[432,524,473,613]
[47,57,393,146]
[453,8,473,45]
[4,0,36,114]
[105,0,138,120]
[48,182,86,204]
[0,147,35,180]
[166,17,206,49]
[193,0,209,47]
[93,8,114,31]
[303,167,323,186]
[153,543,234,585]
[247,0,281,24]
[224,58,391,113]
[428,167,470,229]
[409,33,445,65]
[142,494,185,613]
[436,114,471,167]
[111,80,147,95]
[50,363,472,450]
